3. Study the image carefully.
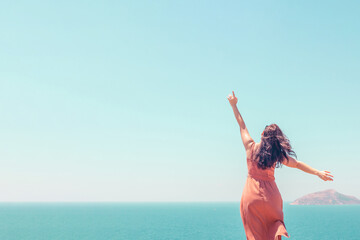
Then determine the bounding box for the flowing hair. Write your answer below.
[252,123,297,169]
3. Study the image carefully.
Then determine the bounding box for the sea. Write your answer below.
[0,202,358,240]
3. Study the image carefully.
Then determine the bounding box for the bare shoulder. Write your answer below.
[246,142,259,159]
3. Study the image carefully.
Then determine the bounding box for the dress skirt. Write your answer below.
[240,174,290,240]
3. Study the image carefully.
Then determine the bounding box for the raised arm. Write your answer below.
[227,91,255,152]
[283,155,334,181]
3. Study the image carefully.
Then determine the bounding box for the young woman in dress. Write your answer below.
[227,91,334,240]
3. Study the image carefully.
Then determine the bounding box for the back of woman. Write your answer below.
[246,143,275,181]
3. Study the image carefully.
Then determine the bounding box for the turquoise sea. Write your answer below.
[0,202,358,240]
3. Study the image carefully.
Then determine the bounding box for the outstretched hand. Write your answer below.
[227,91,238,106]
[317,170,334,181]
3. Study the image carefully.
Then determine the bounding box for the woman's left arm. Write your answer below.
[227,91,255,151]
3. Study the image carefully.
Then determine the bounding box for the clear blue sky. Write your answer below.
[0,1,359,202]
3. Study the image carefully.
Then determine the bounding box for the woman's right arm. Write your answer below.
[283,156,334,181]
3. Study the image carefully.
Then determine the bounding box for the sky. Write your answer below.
[0,0,359,202]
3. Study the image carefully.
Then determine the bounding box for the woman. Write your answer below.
[227,91,334,240]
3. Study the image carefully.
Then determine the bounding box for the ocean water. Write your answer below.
[0,202,359,240]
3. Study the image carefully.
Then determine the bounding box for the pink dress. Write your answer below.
[240,148,290,240]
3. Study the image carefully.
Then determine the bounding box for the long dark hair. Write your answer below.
[252,123,297,169]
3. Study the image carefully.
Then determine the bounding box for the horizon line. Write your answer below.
[0,201,294,203]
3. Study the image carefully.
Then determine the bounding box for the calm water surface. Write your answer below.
[0,202,358,240]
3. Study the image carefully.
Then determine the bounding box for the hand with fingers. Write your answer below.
[227,91,238,106]
[317,170,334,181]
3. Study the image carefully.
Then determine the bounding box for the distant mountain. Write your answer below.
[290,189,360,205]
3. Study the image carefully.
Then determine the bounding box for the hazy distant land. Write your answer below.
[290,189,360,205]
